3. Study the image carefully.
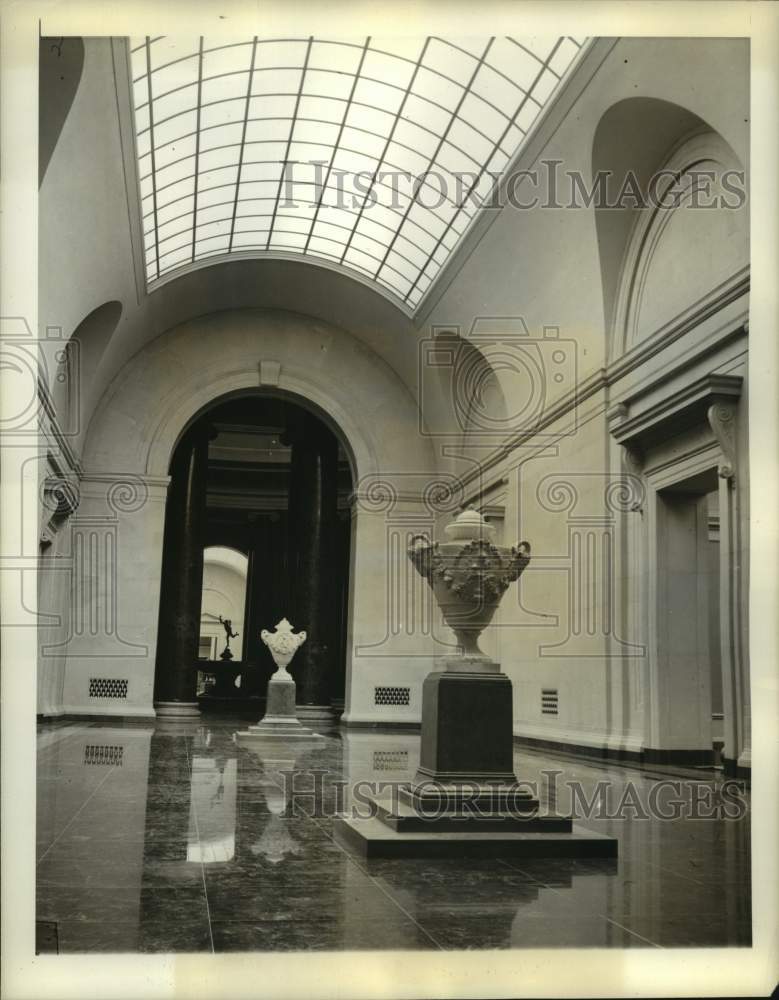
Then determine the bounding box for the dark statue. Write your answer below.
[218,615,239,661]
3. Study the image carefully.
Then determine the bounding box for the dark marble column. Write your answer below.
[242,511,289,699]
[154,425,210,717]
[332,508,352,704]
[286,413,338,708]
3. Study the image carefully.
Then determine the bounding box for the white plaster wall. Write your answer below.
[417,37,749,758]
[69,308,439,719]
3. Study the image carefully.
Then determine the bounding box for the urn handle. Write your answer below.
[509,541,532,581]
[407,533,441,582]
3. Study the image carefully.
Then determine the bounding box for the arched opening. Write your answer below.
[198,545,249,684]
[153,391,354,720]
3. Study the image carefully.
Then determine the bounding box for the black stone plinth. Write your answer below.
[415,669,518,785]
[334,661,619,859]
[399,782,538,815]
[334,814,618,859]
[375,797,571,833]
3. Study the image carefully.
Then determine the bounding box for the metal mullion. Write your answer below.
[143,38,161,280]
[144,196,236,231]
[405,38,563,302]
[140,150,197,185]
[322,174,449,248]
[286,140,464,210]
[439,35,545,97]
[130,35,163,56]
[140,39,255,82]
[312,212,433,261]
[157,227,412,288]
[228,36,259,252]
[146,168,462,255]
[265,37,314,250]
[142,86,501,158]
[338,38,431,265]
[303,36,371,254]
[191,38,205,262]
[506,37,559,73]
[372,37,494,282]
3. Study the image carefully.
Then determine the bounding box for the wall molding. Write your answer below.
[611,130,747,359]
[450,278,747,495]
[607,372,743,451]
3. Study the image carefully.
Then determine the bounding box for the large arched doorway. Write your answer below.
[153,391,354,721]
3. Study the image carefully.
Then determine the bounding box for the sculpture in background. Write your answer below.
[237,619,323,743]
[218,615,239,661]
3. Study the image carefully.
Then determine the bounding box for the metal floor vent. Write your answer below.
[542,688,559,715]
[373,750,409,771]
[374,686,411,706]
[88,678,129,699]
[84,744,124,767]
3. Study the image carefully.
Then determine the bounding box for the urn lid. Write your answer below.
[443,506,496,542]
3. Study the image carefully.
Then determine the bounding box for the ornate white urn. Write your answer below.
[408,507,531,659]
[261,618,307,678]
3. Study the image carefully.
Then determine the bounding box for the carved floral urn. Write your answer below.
[408,507,531,658]
[260,618,307,678]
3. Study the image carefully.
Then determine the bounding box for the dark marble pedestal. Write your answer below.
[335,660,618,859]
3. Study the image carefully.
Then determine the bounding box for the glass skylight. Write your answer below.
[130,35,586,310]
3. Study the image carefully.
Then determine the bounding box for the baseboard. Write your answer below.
[642,747,715,766]
[514,733,722,768]
[513,733,644,763]
[60,705,157,720]
[340,718,421,732]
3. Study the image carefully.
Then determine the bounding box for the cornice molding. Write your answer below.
[37,377,83,477]
[607,373,743,453]
[450,276,748,494]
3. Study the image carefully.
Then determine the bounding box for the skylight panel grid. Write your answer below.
[130,34,586,307]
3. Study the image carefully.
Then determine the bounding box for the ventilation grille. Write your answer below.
[88,678,128,699]
[374,686,411,706]
[84,744,124,767]
[542,688,559,716]
[373,750,409,771]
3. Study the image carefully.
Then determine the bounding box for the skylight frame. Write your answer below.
[129,34,588,314]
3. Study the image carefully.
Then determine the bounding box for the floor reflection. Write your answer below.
[36,716,751,952]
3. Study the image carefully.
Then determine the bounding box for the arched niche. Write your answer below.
[592,97,747,357]
[39,37,85,187]
[611,130,747,355]
[51,300,122,437]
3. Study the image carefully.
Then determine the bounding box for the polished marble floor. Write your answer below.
[36,715,751,953]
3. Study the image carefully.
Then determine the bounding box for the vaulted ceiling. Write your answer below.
[130,35,585,311]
